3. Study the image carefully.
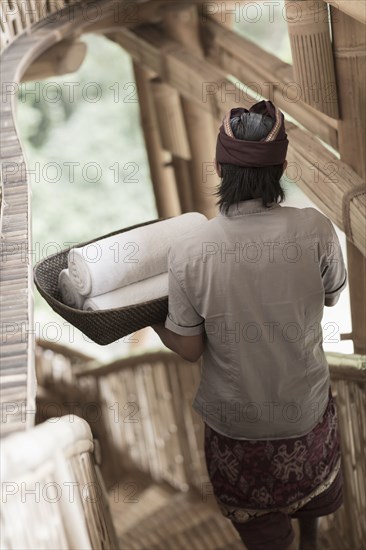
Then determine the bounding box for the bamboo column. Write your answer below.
[132,61,181,218]
[285,0,339,119]
[150,77,194,212]
[163,5,218,219]
[331,8,366,356]
[207,2,234,137]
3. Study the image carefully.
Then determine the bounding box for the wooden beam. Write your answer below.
[170,157,195,213]
[163,6,219,219]
[114,24,252,122]
[22,39,87,81]
[110,24,365,257]
[82,0,215,34]
[132,62,181,219]
[285,0,339,119]
[200,18,338,149]
[285,122,365,258]
[331,8,366,356]
[150,77,191,160]
[325,0,366,26]
[81,0,167,33]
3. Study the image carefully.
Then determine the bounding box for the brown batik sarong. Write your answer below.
[204,389,342,524]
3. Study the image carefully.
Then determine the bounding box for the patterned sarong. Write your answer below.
[204,389,341,523]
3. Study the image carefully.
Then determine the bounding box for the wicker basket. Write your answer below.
[33,219,169,345]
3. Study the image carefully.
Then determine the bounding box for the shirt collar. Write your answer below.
[219,198,282,217]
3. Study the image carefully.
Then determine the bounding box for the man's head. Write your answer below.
[214,101,288,215]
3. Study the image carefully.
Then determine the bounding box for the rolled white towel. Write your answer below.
[58,269,85,309]
[68,212,207,297]
[83,272,168,311]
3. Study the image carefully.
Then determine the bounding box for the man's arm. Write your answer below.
[152,251,206,362]
[152,323,205,363]
[321,219,348,307]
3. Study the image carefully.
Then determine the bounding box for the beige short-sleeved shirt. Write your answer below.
[164,198,348,440]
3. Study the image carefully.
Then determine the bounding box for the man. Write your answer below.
[152,100,347,550]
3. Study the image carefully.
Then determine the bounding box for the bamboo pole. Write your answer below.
[150,76,194,213]
[132,61,181,218]
[331,8,366,356]
[163,5,218,219]
[206,3,234,138]
[150,77,191,160]
[285,0,339,119]
[170,157,195,213]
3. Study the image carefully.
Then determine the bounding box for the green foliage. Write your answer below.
[16,34,159,359]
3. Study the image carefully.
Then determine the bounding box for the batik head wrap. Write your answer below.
[215,100,289,167]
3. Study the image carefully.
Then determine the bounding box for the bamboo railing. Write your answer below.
[322,353,366,549]
[0,413,118,549]
[0,0,111,438]
[73,351,208,492]
[34,342,366,548]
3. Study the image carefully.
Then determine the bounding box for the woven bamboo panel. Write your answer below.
[75,351,207,491]
[319,354,366,549]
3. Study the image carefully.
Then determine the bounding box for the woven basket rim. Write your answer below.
[33,217,171,314]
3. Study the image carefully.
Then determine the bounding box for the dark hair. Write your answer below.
[214,112,286,215]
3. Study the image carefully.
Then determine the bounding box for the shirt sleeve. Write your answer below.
[321,219,348,307]
[164,259,205,337]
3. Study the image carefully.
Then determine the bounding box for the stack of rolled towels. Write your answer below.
[58,213,207,311]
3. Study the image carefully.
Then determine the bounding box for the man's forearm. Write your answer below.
[152,323,185,357]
